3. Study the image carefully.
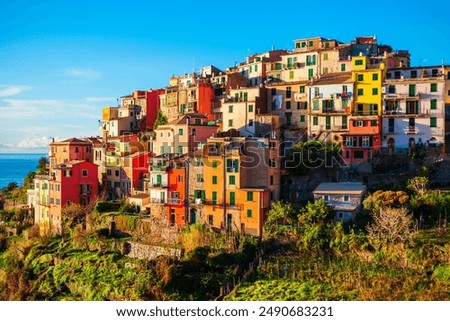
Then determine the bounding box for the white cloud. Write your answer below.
[16,136,53,149]
[0,85,31,97]
[65,68,102,79]
[84,97,116,103]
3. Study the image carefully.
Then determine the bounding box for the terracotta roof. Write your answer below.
[309,72,352,86]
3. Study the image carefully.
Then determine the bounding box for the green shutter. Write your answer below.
[430,117,437,127]
[431,99,437,109]
[212,191,217,205]
[230,192,235,205]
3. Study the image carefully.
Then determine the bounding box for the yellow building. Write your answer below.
[351,55,385,116]
[201,137,277,236]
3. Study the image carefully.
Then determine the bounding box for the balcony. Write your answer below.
[148,184,168,190]
[404,126,419,134]
[166,198,184,205]
[203,200,243,210]
[149,165,167,172]
[150,198,165,204]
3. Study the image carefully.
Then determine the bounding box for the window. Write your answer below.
[208,215,213,225]
[228,119,233,127]
[212,192,217,205]
[431,99,437,110]
[229,175,235,185]
[430,117,437,127]
[394,71,401,79]
[343,195,349,202]
[308,40,313,47]
[354,120,364,127]
[178,175,183,182]
[248,119,254,126]
[178,146,183,154]
[323,67,329,74]
[230,192,235,205]
[289,71,294,79]
[323,195,330,201]
[371,120,377,127]
[269,159,276,168]
[270,175,274,185]
[362,136,370,147]
[355,59,363,66]
[354,150,364,159]
[228,105,233,113]
[342,116,348,129]
[388,118,395,133]
[226,159,239,172]
[431,83,437,92]
[191,128,196,136]
[81,169,88,177]
[372,73,378,81]
[299,86,305,93]
[248,104,253,112]
[196,174,203,182]
[286,101,291,110]
[212,160,218,168]
[247,192,254,201]
[178,128,183,136]
[323,53,329,60]
[313,116,318,126]
[411,70,417,78]
[357,74,364,81]
[308,68,313,79]
[271,88,276,95]
[372,88,378,95]
[247,209,252,218]
[388,85,396,94]
[286,87,291,98]
[313,100,319,110]
[212,176,217,184]
[300,115,306,122]
[357,88,364,95]
[160,146,164,154]
[340,63,346,71]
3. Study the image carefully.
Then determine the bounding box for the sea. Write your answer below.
[0,153,47,189]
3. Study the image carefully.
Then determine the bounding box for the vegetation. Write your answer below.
[153,109,168,129]
[285,141,342,175]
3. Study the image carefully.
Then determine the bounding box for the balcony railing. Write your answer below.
[150,198,165,204]
[166,198,184,205]
[149,165,168,172]
[203,200,243,210]
[148,183,168,188]
[404,126,419,134]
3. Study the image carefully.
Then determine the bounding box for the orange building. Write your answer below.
[166,158,187,227]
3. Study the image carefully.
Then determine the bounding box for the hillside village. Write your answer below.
[25,35,450,236]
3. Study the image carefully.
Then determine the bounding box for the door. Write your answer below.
[190,209,197,224]
[227,214,232,232]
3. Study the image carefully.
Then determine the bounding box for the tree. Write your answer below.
[407,176,429,196]
[366,207,414,243]
[153,109,168,129]
[264,201,298,237]
[297,199,333,252]
[36,157,48,175]
[363,190,409,214]
[285,140,342,175]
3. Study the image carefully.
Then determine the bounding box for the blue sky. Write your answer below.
[1,0,449,152]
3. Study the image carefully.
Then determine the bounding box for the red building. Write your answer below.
[196,82,215,121]
[48,160,99,233]
[341,116,381,164]
[123,151,151,193]
[146,89,165,129]
[166,158,187,227]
